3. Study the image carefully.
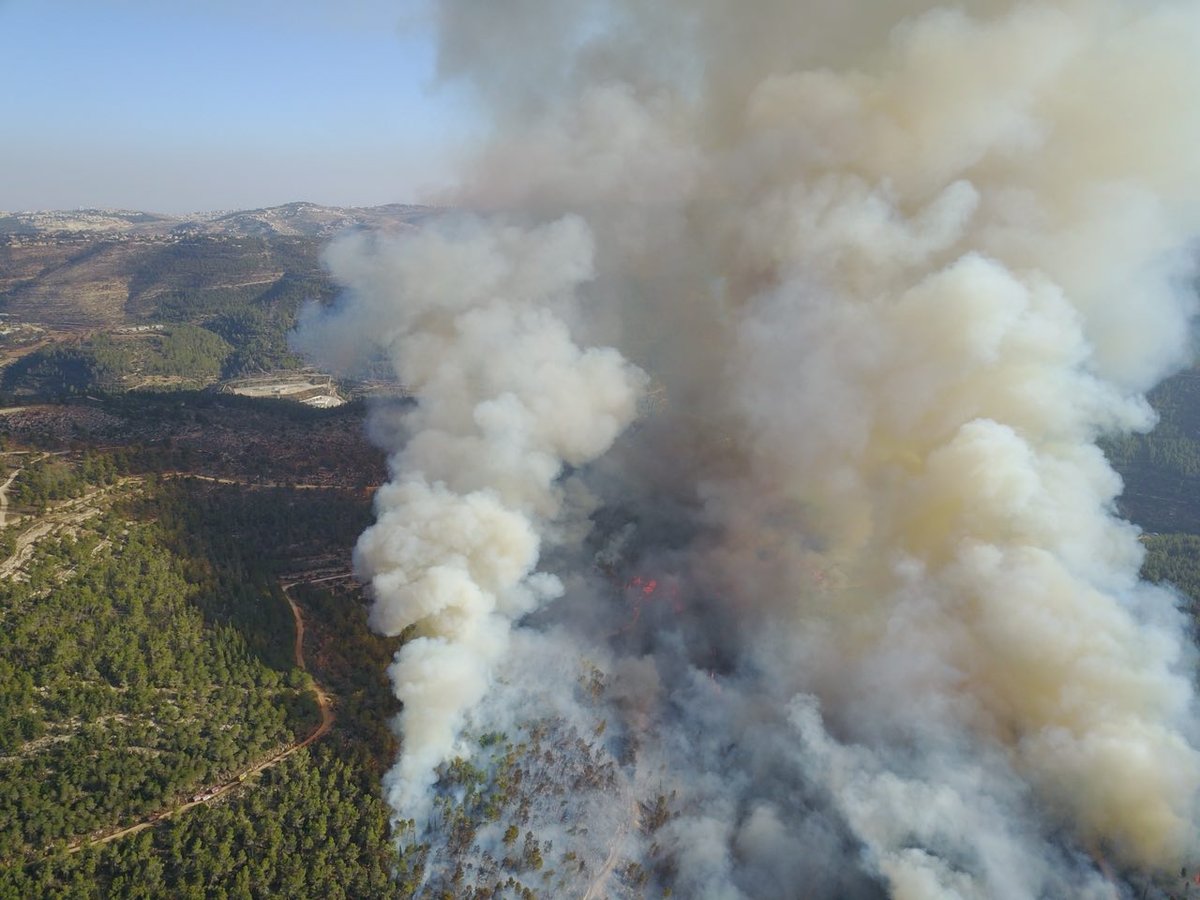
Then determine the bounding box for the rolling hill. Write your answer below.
[0,202,431,327]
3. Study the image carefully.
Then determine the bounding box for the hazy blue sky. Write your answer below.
[0,1,472,213]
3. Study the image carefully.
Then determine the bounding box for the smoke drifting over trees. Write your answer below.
[296,1,1200,896]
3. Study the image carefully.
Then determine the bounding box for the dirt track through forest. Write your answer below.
[582,802,641,900]
[61,577,337,855]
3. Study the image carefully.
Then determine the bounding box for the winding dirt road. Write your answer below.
[280,580,336,746]
[582,836,626,900]
[63,577,337,855]
[582,803,641,900]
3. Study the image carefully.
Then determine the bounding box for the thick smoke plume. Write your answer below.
[298,0,1200,896]
[295,216,645,819]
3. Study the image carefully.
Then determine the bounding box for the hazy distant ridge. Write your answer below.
[0,201,434,240]
[0,202,436,327]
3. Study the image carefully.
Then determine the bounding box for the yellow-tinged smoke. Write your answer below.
[301,0,1200,894]
[441,0,1200,884]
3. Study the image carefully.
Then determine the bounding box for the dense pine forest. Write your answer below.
[0,402,401,898]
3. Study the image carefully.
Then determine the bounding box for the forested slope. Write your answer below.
[1,357,1200,898]
[0,430,401,898]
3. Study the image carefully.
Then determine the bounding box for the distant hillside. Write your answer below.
[0,201,432,397]
[0,201,435,240]
[0,202,432,327]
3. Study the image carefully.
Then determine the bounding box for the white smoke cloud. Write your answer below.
[294,214,646,821]
[300,0,1200,895]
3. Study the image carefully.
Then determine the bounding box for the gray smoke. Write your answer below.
[297,1,1200,896]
